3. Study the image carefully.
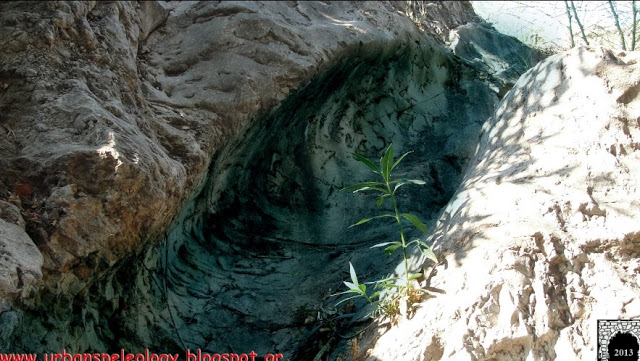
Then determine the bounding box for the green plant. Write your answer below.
[336,144,437,319]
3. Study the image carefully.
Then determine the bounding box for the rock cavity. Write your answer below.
[0,1,542,357]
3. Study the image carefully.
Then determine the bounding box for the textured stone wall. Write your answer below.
[363,47,640,361]
[0,1,545,358]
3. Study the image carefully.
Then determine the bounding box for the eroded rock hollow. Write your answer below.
[1,1,547,358]
[101,35,502,355]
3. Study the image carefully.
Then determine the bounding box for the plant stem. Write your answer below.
[364,293,375,307]
[386,181,410,291]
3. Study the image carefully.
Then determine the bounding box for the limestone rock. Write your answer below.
[0,0,543,357]
[392,1,481,43]
[449,22,544,95]
[0,201,25,229]
[363,47,640,361]
[0,0,507,296]
[0,219,43,299]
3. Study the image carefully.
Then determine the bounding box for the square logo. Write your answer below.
[598,319,640,360]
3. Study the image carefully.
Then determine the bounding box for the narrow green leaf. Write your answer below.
[393,181,407,194]
[373,276,398,284]
[390,178,426,185]
[353,153,381,176]
[421,245,438,263]
[349,214,396,228]
[349,262,359,286]
[376,194,390,207]
[350,218,373,227]
[380,144,394,182]
[361,187,391,194]
[335,295,360,306]
[408,273,422,281]
[413,240,438,263]
[402,213,428,233]
[332,289,358,297]
[392,151,413,170]
[371,241,401,249]
[370,291,381,299]
[384,243,403,255]
[341,182,383,193]
[393,179,426,194]
[344,281,358,291]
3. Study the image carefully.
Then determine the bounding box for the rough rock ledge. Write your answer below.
[364,46,640,361]
[9,2,629,361]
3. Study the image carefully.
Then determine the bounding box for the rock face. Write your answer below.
[0,218,42,299]
[364,47,640,361]
[0,0,553,358]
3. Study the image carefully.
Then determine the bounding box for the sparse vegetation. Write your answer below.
[336,144,437,321]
